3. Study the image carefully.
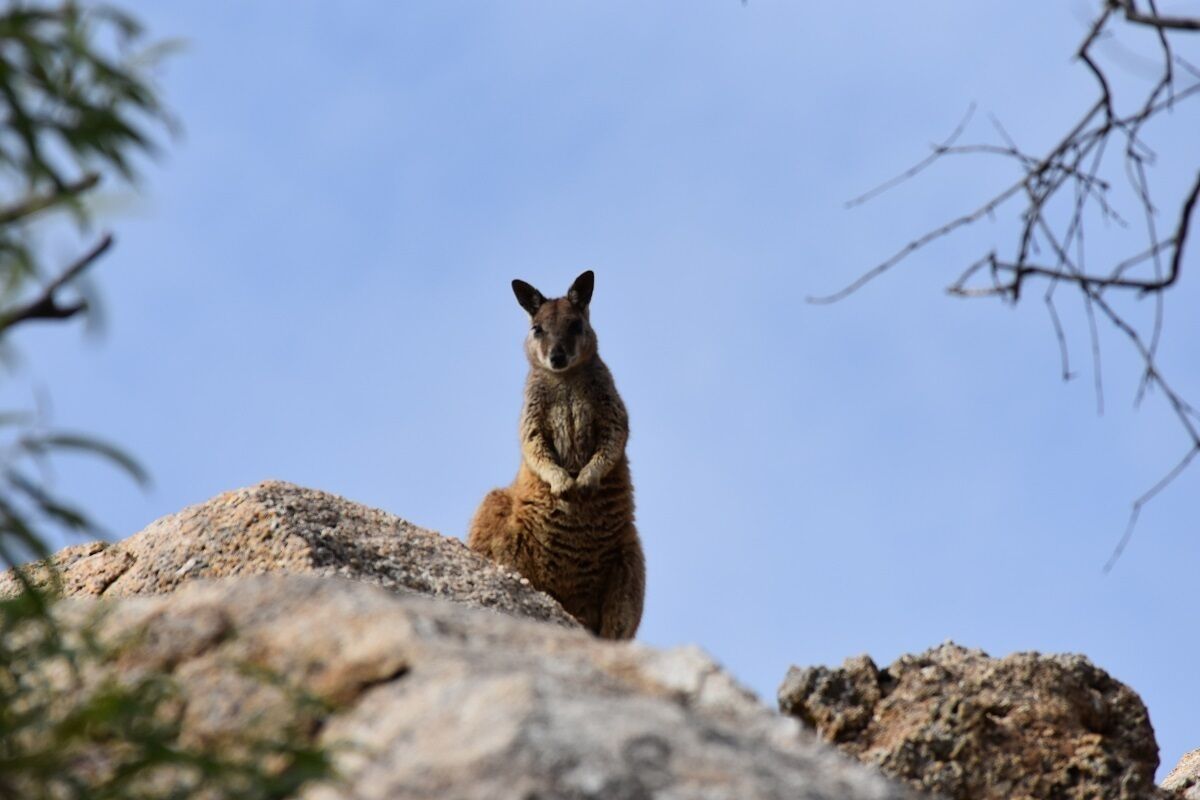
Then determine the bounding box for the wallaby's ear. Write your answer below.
[512,279,546,316]
[567,270,594,309]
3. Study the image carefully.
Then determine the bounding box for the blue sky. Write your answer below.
[11,1,1199,777]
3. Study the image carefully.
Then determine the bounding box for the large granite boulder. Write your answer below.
[0,480,576,627]
[779,642,1162,800]
[40,574,913,800]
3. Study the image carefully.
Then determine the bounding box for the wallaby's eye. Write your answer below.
[568,320,583,335]
[531,324,544,337]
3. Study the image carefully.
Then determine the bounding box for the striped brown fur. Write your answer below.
[468,271,644,639]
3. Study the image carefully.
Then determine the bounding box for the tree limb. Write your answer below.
[0,234,113,333]
[0,173,100,226]
[820,3,1200,566]
[1116,0,1200,32]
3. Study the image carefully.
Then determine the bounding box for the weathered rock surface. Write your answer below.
[9,483,1175,799]
[0,480,577,628]
[779,642,1162,800]
[1164,748,1200,799]
[52,574,914,800]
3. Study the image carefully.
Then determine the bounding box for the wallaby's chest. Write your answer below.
[539,385,597,472]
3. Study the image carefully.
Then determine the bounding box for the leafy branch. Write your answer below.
[0,4,335,798]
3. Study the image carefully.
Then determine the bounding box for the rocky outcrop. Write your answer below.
[7,483,1177,799]
[0,480,576,627]
[1165,749,1200,799]
[2,482,917,796]
[49,574,913,800]
[778,642,1161,800]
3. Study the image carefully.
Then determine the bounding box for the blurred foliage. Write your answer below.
[0,3,335,798]
[0,0,167,325]
[0,0,164,569]
[0,589,335,800]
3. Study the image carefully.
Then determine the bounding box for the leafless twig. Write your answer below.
[1116,0,1200,32]
[0,234,114,333]
[814,3,1200,567]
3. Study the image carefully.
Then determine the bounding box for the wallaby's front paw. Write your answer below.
[548,473,575,496]
[575,464,602,490]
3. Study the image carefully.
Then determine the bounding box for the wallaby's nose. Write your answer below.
[550,348,568,369]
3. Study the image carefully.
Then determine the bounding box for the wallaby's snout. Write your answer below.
[512,271,598,375]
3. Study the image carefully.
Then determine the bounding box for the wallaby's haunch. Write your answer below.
[468,270,644,639]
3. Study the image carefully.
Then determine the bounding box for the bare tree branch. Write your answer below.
[1117,0,1200,32]
[1163,167,1200,289]
[817,3,1200,566]
[0,235,114,333]
[843,103,977,209]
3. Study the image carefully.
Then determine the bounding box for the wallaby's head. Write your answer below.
[511,271,597,374]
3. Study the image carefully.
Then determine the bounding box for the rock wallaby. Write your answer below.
[468,270,645,639]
